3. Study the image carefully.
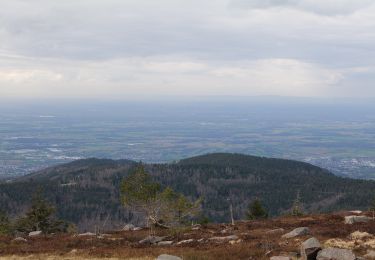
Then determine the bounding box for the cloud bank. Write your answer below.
[0,0,374,98]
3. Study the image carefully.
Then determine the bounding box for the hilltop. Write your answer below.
[0,153,375,230]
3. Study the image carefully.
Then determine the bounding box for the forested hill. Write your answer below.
[18,158,136,181]
[1,153,374,231]
[178,153,331,175]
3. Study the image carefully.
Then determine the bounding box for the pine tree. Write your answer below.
[246,199,268,220]
[291,191,304,216]
[15,190,66,234]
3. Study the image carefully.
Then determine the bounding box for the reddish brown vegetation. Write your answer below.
[0,212,374,259]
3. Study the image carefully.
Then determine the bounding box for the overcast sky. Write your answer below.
[0,0,375,99]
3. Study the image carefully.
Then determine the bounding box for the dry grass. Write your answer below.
[0,256,152,260]
[0,212,374,259]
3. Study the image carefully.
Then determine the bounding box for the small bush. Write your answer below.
[0,211,11,235]
[246,199,268,220]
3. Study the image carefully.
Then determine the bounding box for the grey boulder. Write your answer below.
[266,228,285,236]
[317,248,356,260]
[344,216,371,224]
[282,227,310,239]
[156,254,182,260]
[29,231,42,237]
[301,237,321,260]
[78,232,96,237]
[139,235,166,244]
[133,227,143,231]
[13,237,27,242]
[176,239,195,245]
[209,235,239,242]
[157,241,174,246]
[122,224,135,231]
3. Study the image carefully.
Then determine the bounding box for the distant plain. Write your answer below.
[1,97,374,179]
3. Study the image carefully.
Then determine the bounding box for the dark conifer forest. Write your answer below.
[1,153,374,230]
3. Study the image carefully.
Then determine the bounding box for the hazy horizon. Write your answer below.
[1,1,375,179]
[1,97,374,179]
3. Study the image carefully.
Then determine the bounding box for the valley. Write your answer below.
[1,99,375,180]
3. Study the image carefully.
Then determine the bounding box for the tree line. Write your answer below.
[1,159,375,236]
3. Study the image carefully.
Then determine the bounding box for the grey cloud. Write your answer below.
[230,0,374,15]
[0,0,375,98]
[0,0,373,66]
[230,0,296,9]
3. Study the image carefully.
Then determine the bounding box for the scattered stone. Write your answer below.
[192,224,201,230]
[317,247,356,260]
[301,237,321,260]
[344,216,371,224]
[266,228,285,236]
[221,228,233,234]
[28,231,42,237]
[349,210,363,215]
[69,249,78,254]
[12,237,27,243]
[97,234,112,239]
[156,254,182,260]
[270,256,291,260]
[229,239,242,245]
[176,239,195,245]
[122,224,142,231]
[197,238,205,243]
[364,250,375,259]
[78,232,96,237]
[139,235,166,245]
[133,227,142,231]
[158,241,174,246]
[349,231,373,240]
[122,224,135,231]
[108,237,124,241]
[282,227,310,239]
[209,235,239,242]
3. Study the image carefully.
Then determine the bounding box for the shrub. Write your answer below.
[246,199,268,220]
[0,211,11,235]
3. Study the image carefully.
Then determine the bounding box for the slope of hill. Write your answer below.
[0,153,374,231]
[0,212,374,260]
[17,158,135,181]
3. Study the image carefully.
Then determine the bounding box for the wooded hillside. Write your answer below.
[1,153,374,230]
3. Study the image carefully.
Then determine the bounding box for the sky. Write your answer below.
[0,0,375,99]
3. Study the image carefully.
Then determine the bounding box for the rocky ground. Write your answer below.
[0,211,374,260]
